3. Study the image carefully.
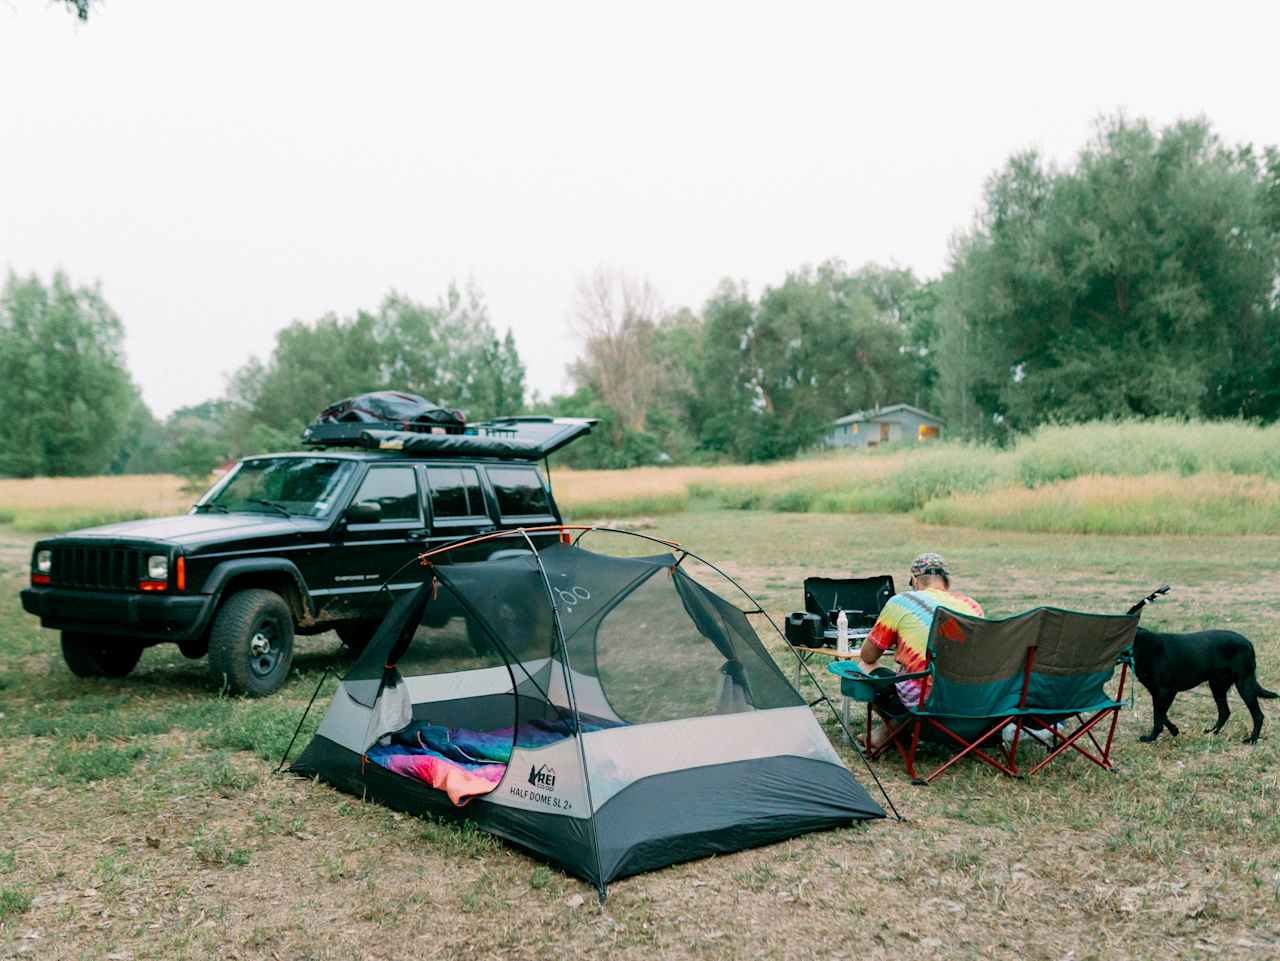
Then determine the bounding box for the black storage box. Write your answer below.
[784,612,825,647]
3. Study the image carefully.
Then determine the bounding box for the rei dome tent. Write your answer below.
[291,528,885,895]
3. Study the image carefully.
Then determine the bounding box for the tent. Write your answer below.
[291,531,885,895]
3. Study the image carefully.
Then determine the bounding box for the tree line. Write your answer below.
[3,114,1277,477]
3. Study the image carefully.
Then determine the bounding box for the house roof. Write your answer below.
[831,403,944,427]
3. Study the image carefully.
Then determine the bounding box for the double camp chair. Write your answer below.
[829,605,1138,784]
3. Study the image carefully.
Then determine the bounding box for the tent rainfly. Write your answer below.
[291,533,884,895]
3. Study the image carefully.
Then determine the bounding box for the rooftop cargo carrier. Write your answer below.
[302,392,597,461]
[302,391,466,447]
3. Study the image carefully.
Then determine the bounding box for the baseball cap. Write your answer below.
[910,552,950,580]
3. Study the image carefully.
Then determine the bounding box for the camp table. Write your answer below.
[789,637,870,743]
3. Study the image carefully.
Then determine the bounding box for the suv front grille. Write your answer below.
[52,546,148,592]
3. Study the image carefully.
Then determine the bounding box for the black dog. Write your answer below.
[1132,626,1277,744]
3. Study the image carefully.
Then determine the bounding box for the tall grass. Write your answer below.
[555,420,1280,536]
[1014,419,1280,486]
[919,473,1280,536]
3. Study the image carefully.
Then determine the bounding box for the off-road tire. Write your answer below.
[208,589,295,696]
[60,632,144,679]
[336,622,378,651]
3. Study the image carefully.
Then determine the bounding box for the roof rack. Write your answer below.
[301,416,597,461]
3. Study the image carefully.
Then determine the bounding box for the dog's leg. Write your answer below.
[1140,692,1175,742]
[1162,693,1179,737]
[1205,678,1232,735]
[1237,678,1266,744]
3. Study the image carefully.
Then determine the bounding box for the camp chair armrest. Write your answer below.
[826,662,931,684]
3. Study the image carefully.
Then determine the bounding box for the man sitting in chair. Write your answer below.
[857,552,984,749]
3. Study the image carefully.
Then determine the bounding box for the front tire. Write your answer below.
[207,589,294,696]
[61,632,143,679]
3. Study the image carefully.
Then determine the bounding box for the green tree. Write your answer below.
[0,273,135,476]
[110,386,167,474]
[225,285,527,453]
[698,262,916,461]
[62,1,94,21]
[936,116,1280,433]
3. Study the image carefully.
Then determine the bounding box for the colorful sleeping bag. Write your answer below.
[367,716,623,806]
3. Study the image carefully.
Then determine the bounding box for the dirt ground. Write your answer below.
[1,512,1278,961]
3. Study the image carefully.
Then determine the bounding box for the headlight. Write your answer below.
[36,550,52,574]
[147,555,169,581]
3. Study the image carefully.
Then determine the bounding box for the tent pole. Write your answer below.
[275,666,332,774]
[576,527,905,822]
[519,528,610,902]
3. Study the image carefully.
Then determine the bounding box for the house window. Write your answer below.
[918,424,940,441]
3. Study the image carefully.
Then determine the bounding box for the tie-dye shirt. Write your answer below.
[866,588,984,707]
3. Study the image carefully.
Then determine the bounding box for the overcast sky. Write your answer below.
[3,1,1278,418]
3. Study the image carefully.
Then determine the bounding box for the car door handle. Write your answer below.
[407,529,430,541]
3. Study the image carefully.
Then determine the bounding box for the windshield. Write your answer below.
[200,458,355,518]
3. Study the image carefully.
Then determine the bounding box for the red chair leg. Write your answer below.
[918,717,1019,783]
[1023,708,1119,776]
[904,718,922,782]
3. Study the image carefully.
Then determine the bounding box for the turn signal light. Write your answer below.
[31,573,51,586]
[139,579,167,592]
[176,555,186,592]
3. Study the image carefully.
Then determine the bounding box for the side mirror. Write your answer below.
[345,501,382,524]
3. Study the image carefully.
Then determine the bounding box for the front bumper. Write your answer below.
[20,586,213,642]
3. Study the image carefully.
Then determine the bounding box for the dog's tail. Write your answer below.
[1127,584,1171,616]
[1240,670,1278,700]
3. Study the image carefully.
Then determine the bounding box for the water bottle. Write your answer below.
[836,609,849,654]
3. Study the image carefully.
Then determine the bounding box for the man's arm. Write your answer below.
[858,604,899,670]
[858,635,882,670]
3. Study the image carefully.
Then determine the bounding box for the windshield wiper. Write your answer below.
[194,502,229,513]
[247,498,292,518]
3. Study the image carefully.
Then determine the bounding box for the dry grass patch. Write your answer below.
[0,474,196,533]
[553,451,905,517]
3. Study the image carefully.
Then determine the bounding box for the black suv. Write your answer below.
[20,417,593,696]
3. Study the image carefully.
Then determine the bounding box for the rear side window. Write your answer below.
[427,467,487,519]
[488,467,551,517]
[351,467,420,522]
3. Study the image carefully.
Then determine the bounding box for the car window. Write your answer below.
[488,467,551,517]
[202,458,354,517]
[426,467,486,519]
[351,467,420,522]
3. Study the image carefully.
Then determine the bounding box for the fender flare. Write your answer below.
[199,559,315,624]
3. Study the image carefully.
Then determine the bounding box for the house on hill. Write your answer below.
[824,403,943,449]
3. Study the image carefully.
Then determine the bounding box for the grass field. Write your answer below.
[1,510,1277,960]
[5,420,1279,537]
